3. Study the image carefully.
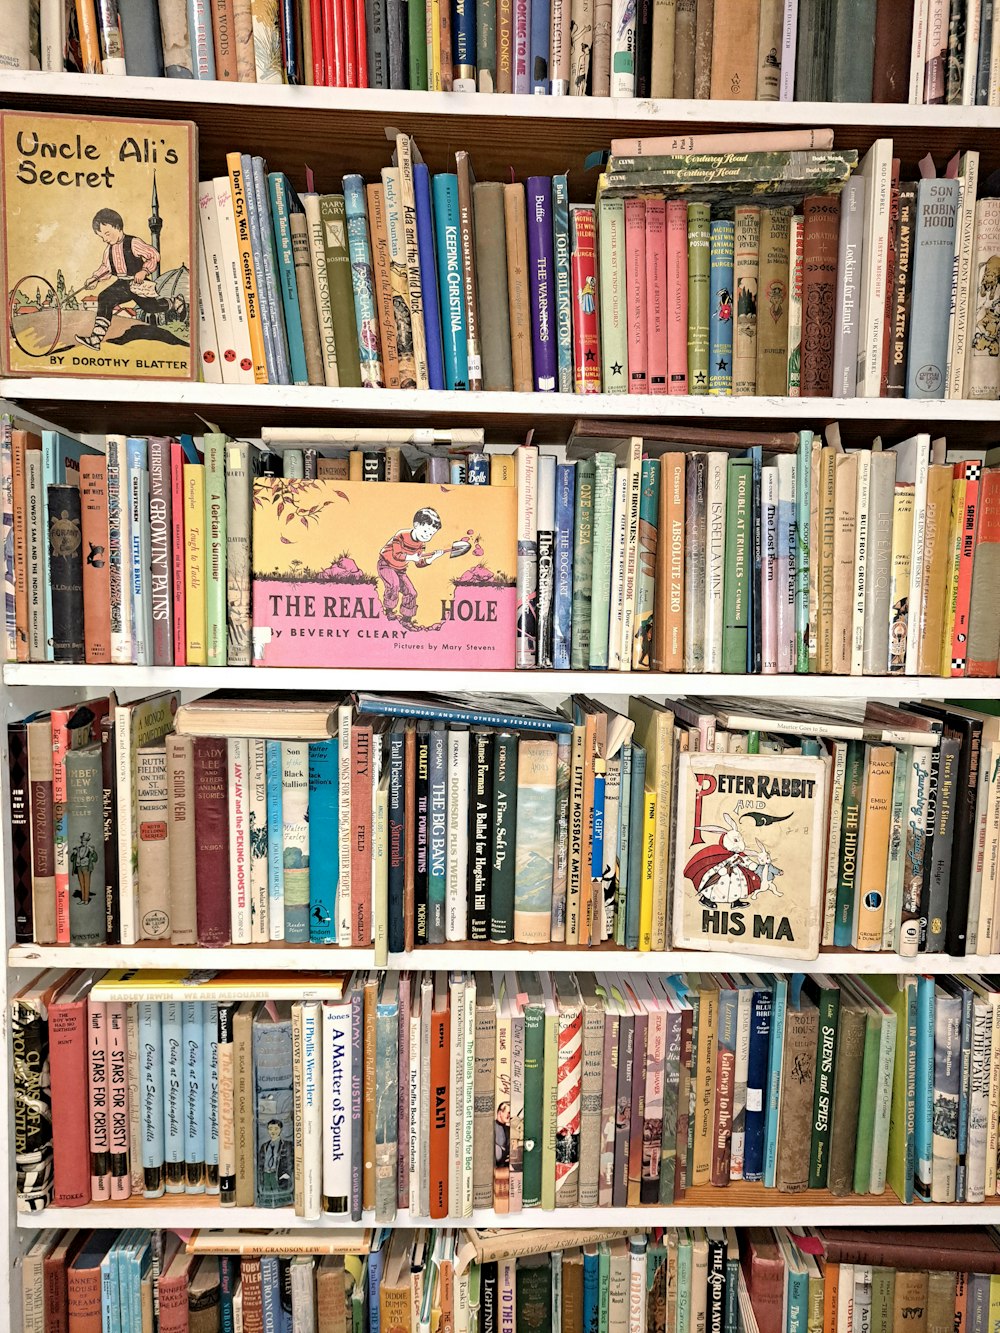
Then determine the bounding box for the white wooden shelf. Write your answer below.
[18,1202,1000,1231]
[5,662,998,698]
[6,71,1000,130]
[10,943,999,975]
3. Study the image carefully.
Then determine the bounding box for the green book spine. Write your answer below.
[833,741,866,947]
[721,457,752,672]
[319,195,362,388]
[489,732,519,943]
[602,153,857,195]
[66,744,107,946]
[598,1244,611,1333]
[571,458,597,669]
[598,196,628,395]
[868,974,916,1205]
[852,1009,882,1195]
[870,1268,894,1333]
[541,1005,558,1210]
[687,202,711,394]
[676,1237,692,1333]
[204,435,228,668]
[515,1256,552,1333]
[408,0,428,87]
[588,453,616,669]
[632,458,659,672]
[806,983,841,1188]
[521,1000,544,1208]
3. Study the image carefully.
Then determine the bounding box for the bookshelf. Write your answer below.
[2,66,1000,1331]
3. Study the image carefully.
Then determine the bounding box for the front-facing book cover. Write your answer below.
[252,478,518,668]
[1,110,196,380]
[672,751,828,960]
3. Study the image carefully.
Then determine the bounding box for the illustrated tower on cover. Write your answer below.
[148,173,163,280]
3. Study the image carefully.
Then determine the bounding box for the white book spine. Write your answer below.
[290,1259,316,1332]
[301,192,340,387]
[607,467,629,670]
[967,1000,991,1204]
[321,1001,352,1212]
[628,1241,647,1333]
[337,705,353,946]
[909,0,929,101]
[516,443,539,669]
[248,739,269,942]
[851,451,871,675]
[462,978,476,1217]
[609,0,636,95]
[775,452,797,673]
[25,451,45,661]
[946,155,980,399]
[40,0,66,70]
[449,977,467,1218]
[703,452,728,672]
[730,986,753,1180]
[199,182,242,385]
[761,465,779,675]
[905,445,930,676]
[964,0,983,104]
[211,177,256,383]
[455,1270,471,1333]
[858,144,892,397]
[985,994,1000,1197]
[619,441,643,670]
[408,1003,421,1211]
[107,434,133,665]
[836,1263,855,1333]
[980,751,1000,953]
[228,738,251,944]
[446,731,470,941]
[300,1001,323,1221]
[779,0,797,100]
[194,218,223,385]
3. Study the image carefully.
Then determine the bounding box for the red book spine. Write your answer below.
[799,194,841,396]
[711,1036,736,1186]
[666,199,689,394]
[879,163,900,396]
[157,1272,193,1333]
[193,736,231,943]
[625,198,648,394]
[79,455,112,664]
[310,0,326,81]
[239,1258,263,1333]
[49,995,92,1207]
[570,205,601,394]
[951,462,981,676]
[645,198,668,395]
[88,996,111,1201]
[350,722,374,946]
[429,998,451,1218]
[354,0,368,84]
[968,469,1000,678]
[170,442,187,667]
[148,437,174,669]
[44,1242,79,1333]
[66,1264,102,1333]
[323,0,339,82]
[342,0,357,84]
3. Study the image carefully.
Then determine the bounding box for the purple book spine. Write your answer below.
[147,436,174,668]
[526,176,557,393]
[350,978,364,1221]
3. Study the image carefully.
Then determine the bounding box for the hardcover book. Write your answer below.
[251,479,516,668]
[671,752,828,959]
[1,111,196,380]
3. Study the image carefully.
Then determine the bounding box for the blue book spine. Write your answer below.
[787,1266,808,1333]
[414,163,446,391]
[525,176,557,391]
[261,1255,281,1333]
[552,174,573,393]
[743,986,772,1182]
[969,1275,990,1333]
[724,1246,739,1333]
[241,154,279,383]
[915,974,934,1200]
[266,739,285,940]
[432,174,470,391]
[267,174,309,385]
[220,1256,236,1333]
[794,429,812,672]
[453,0,477,83]
[615,743,632,945]
[427,727,448,943]
[906,177,959,399]
[183,1000,205,1192]
[308,739,339,943]
[101,1249,117,1333]
[450,458,467,484]
[529,0,550,90]
[553,462,575,669]
[138,1002,165,1197]
[252,157,292,386]
[114,1233,133,1333]
[368,1238,385,1333]
[343,173,386,390]
[467,455,490,484]
[204,1002,219,1189]
[624,743,646,950]
[709,217,735,396]
[583,1246,600,1331]
[591,771,605,882]
[387,729,406,954]
[355,695,574,733]
[763,977,787,1188]
[162,1000,185,1192]
[188,0,217,76]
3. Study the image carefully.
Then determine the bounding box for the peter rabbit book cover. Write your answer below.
[251,478,518,667]
[1,111,196,380]
[672,752,828,960]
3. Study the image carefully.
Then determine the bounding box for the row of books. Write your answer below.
[14,966,1000,1221]
[10,419,1000,684]
[12,0,994,110]
[15,689,1000,960]
[26,1224,1000,1333]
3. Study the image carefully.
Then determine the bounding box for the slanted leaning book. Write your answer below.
[1,110,196,380]
[671,752,828,960]
[251,479,517,668]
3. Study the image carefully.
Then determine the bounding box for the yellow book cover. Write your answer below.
[888,485,915,674]
[916,463,954,677]
[691,976,719,1188]
[854,746,898,951]
[628,698,675,950]
[491,454,516,486]
[638,786,656,952]
[91,969,348,1000]
[940,475,968,677]
[251,478,517,668]
[184,463,207,665]
[225,152,268,383]
[671,751,828,959]
[2,111,196,379]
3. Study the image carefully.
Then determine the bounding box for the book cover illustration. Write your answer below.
[252,479,517,668]
[1,111,196,380]
[671,752,828,960]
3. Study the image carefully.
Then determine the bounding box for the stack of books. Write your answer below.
[12,966,1000,1219]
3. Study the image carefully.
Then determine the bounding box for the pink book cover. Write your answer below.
[645,199,668,395]
[51,707,74,945]
[107,1001,132,1200]
[396,973,410,1208]
[761,469,779,673]
[251,479,517,669]
[951,461,981,676]
[170,441,186,667]
[88,997,111,1202]
[666,200,689,394]
[625,199,648,394]
[514,0,530,90]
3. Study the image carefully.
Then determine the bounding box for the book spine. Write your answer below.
[267,174,310,385]
[552,174,574,394]
[432,174,471,392]
[489,732,518,942]
[78,456,112,664]
[349,724,374,946]
[553,463,576,668]
[708,216,735,396]
[47,482,83,664]
[526,177,558,392]
[516,443,539,669]
[226,152,269,381]
[599,195,627,394]
[570,206,601,393]
[588,453,616,668]
[145,439,174,668]
[732,204,760,396]
[88,997,111,1201]
[537,456,556,669]
[722,458,752,672]
[194,736,231,945]
[105,435,132,665]
[687,202,711,393]
[907,178,959,398]
[7,722,31,942]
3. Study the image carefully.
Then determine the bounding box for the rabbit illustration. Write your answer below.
[682,813,783,908]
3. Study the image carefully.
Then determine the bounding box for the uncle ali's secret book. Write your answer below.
[251,478,517,668]
[1,110,196,380]
[672,751,829,960]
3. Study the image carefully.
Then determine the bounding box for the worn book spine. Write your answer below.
[340,176,385,389]
[966,198,1000,399]
[47,483,83,664]
[193,737,230,945]
[710,0,758,94]
[646,199,669,395]
[665,199,689,394]
[77,455,111,665]
[800,194,840,395]
[136,742,170,941]
[364,184,400,390]
[722,458,752,673]
[756,206,792,396]
[398,137,432,391]
[165,733,197,946]
[693,0,714,94]
[473,182,514,392]
[774,1002,819,1192]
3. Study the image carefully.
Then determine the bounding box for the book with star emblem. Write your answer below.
[672,750,829,960]
[599,195,627,395]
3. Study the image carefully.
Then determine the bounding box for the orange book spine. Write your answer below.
[79,455,112,665]
[11,432,28,664]
[75,0,103,72]
[366,184,401,390]
[226,153,268,383]
[211,0,240,79]
[429,996,451,1219]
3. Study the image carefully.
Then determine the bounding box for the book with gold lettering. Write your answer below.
[252,479,517,668]
[1,110,196,380]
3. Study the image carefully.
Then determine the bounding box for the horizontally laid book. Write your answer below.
[671,752,828,960]
[1,110,196,380]
[252,479,517,668]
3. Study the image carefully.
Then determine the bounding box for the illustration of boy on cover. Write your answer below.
[76,207,172,349]
[377,507,446,627]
